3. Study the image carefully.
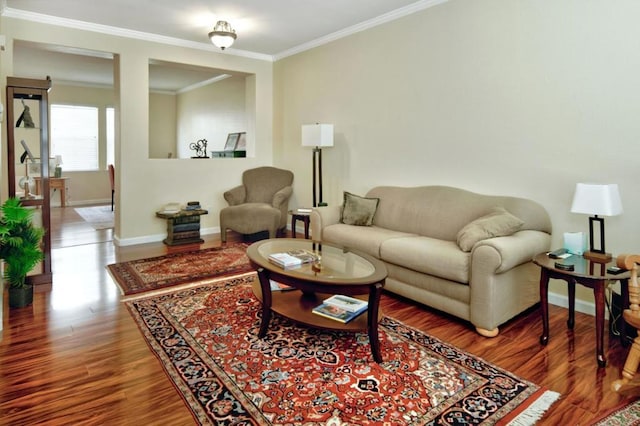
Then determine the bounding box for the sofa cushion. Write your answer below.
[322,224,415,258]
[341,191,379,226]
[456,207,524,252]
[380,236,470,284]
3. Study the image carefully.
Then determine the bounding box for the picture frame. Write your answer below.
[235,132,246,151]
[224,133,240,151]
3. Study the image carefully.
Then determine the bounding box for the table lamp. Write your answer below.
[302,123,333,207]
[570,183,623,262]
[54,155,63,178]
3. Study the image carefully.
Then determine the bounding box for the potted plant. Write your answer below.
[0,197,45,308]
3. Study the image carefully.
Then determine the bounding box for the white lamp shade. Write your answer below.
[302,124,334,147]
[570,183,623,216]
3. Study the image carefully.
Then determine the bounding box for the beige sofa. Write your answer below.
[310,186,552,337]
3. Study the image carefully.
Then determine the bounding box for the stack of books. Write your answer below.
[268,249,318,269]
[312,295,368,323]
[185,201,201,211]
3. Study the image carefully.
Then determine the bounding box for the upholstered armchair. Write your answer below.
[220,166,294,242]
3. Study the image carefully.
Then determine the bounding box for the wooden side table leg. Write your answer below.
[303,217,310,239]
[368,282,384,363]
[594,280,607,367]
[291,216,297,238]
[568,279,576,329]
[256,267,272,338]
[540,269,550,345]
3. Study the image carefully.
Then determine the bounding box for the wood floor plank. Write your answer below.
[0,205,636,424]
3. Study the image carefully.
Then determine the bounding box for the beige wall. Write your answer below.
[0,16,274,245]
[176,75,247,157]
[274,0,640,305]
[149,92,176,159]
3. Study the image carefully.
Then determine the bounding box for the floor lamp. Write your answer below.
[302,124,333,207]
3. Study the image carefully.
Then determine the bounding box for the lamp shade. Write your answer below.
[570,183,623,216]
[208,21,237,50]
[302,124,334,147]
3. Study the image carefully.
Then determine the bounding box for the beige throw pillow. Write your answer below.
[456,207,524,252]
[341,191,379,226]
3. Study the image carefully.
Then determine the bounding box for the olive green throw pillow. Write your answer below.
[341,191,379,226]
[456,207,524,252]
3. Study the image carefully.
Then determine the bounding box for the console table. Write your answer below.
[155,209,208,246]
[34,177,69,207]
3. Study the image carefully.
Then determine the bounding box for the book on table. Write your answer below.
[323,294,368,312]
[268,249,318,269]
[312,302,367,323]
[269,280,294,292]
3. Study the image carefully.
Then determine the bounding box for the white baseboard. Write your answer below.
[114,226,221,247]
[548,290,612,319]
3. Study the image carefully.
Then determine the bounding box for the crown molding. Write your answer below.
[2,0,449,63]
[273,0,449,61]
[1,7,274,62]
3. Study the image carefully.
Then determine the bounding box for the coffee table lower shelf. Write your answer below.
[251,281,380,332]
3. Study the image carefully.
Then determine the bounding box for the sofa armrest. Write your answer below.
[224,185,246,206]
[472,230,551,273]
[272,186,293,209]
[310,205,342,241]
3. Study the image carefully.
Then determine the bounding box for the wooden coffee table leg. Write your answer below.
[368,282,384,363]
[256,268,272,338]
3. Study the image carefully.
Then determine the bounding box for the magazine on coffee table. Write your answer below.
[312,302,367,323]
[324,294,368,312]
[269,280,294,292]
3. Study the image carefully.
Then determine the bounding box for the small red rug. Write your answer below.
[107,243,252,296]
[126,275,560,425]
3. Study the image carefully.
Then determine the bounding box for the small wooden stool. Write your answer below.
[289,210,310,239]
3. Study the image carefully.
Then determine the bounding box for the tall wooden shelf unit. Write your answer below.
[6,77,53,285]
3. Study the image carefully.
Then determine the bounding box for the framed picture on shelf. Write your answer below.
[224,133,240,151]
[236,132,246,151]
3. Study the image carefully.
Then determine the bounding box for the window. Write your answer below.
[106,107,115,167]
[51,105,99,171]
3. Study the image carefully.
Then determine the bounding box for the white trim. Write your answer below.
[177,74,232,94]
[273,0,449,61]
[114,226,221,247]
[2,1,450,63]
[1,7,272,62]
[549,290,612,319]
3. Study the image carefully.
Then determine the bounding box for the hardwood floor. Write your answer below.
[0,205,636,424]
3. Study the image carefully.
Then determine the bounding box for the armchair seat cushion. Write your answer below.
[220,203,281,236]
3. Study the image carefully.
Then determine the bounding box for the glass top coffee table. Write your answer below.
[246,238,388,363]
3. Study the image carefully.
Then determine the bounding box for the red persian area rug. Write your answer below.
[126,275,560,425]
[107,243,252,297]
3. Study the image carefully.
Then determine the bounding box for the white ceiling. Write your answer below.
[2,0,446,91]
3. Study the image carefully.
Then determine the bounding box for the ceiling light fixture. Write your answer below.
[208,20,237,50]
